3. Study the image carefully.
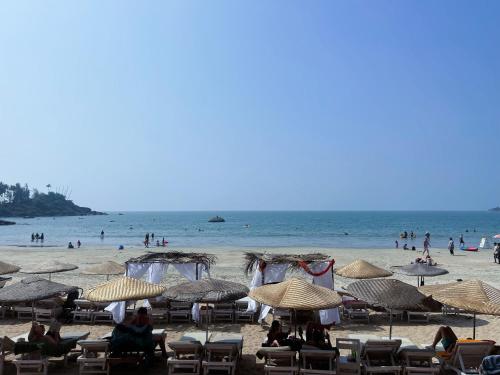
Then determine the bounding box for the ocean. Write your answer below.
[0,211,498,249]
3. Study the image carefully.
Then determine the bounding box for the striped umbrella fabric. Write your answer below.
[248,277,342,310]
[85,276,166,302]
[335,259,393,279]
[0,261,20,275]
[419,280,500,315]
[163,278,249,303]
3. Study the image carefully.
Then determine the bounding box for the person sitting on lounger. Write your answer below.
[265,320,290,347]
[431,326,458,353]
[1,321,62,353]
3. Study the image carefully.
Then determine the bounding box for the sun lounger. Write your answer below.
[362,339,402,375]
[262,349,299,375]
[91,311,113,324]
[209,333,243,358]
[13,307,34,321]
[406,312,430,324]
[179,331,209,346]
[213,303,234,323]
[202,343,239,375]
[344,302,370,323]
[442,341,494,375]
[167,341,203,375]
[401,349,439,375]
[77,340,110,375]
[235,299,254,323]
[300,349,337,375]
[71,300,94,324]
[336,338,361,375]
[169,302,193,323]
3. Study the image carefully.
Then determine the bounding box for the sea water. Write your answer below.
[0,211,498,249]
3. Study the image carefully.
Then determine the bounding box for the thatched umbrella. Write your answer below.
[346,279,429,339]
[23,261,78,280]
[0,276,78,321]
[392,263,448,287]
[0,261,20,275]
[420,280,500,339]
[249,277,342,335]
[84,276,166,302]
[164,278,249,342]
[335,260,392,279]
[82,261,125,280]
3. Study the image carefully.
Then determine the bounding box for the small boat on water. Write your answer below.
[208,216,225,223]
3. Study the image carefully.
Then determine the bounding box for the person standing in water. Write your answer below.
[423,232,431,258]
[100,230,104,238]
[459,234,465,249]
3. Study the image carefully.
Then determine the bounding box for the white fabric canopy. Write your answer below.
[308,262,341,325]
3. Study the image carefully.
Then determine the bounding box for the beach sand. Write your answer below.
[0,245,499,374]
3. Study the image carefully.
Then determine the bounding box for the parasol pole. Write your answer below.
[206,302,209,343]
[473,313,476,340]
[389,308,393,339]
[31,300,35,323]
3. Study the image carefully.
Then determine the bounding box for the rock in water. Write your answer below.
[208,216,225,223]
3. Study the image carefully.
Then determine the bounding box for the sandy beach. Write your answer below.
[0,245,499,374]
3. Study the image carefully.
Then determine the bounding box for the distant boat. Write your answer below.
[208,216,225,223]
[488,206,500,212]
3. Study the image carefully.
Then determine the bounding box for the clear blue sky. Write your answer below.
[1,1,499,211]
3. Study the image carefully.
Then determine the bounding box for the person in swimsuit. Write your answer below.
[431,326,458,352]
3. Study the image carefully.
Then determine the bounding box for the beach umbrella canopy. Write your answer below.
[0,276,77,303]
[164,278,249,342]
[335,259,393,279]
[23,261,78,280]
[393,263,448,287]
[419,280,500,339]
[82,261,125,280]
[84,276,166,302]
[163,278,249,303]
[248,277,342,310]
[346,279,429,338]
[0,261,20,275]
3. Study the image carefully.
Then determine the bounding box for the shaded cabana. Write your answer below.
[0,276,78,321]
[22,261,78,280]
[244,252,338,324]
[392,263,448,287]
[420,279,500,339]
[105,251,216,323]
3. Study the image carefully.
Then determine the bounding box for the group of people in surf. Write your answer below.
[144,232,168,248]
[31,232,44,242]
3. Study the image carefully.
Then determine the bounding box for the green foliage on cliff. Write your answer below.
[0,182,104,217]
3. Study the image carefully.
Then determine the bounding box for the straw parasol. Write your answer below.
[82,261,125,280]
[335,259,392,279]
[164,278,249,342]
[420,280,500,339]
[346,279,429,338]
[249,277,342,310]
[392,263,448,287]
[0,276,78,321]
[84,276,167,302]
[0,261,20,275]
[23,261,78,280]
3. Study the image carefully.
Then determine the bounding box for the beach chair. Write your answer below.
[300,349,337,375]
[235,299,254,323]
[336,338,361,375]
[344,301,369,323]
[401,349,439,375]
[167,341,204,375]
[443,341,494,375]
[202,343,239,375]
[92,311,113,324]
[169,302,193,323]
[361,339,402,375]
[71,300,94,324]
[383,309,404,321]
[13,306,34,320]
[77,340,110,375]
[406,312,430,324]
[213,303,234,323]
[35,307,62,323]
[149,300,169,322]
[263,349,299,375]
[13,358,49,375]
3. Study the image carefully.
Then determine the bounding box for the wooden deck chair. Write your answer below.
[167,341,203,375]
[202,343,239,375]
[444,341,494,375]
[169,302,193,323]
[13,358,49,375]
[406,312,430,324]
[72,300,94,324]
[401,349,439,375]
[263,350,299,375]
[213,303,234,323]
[77,340,110,375]
[362,340,402,375]
[235,300,254,323]
[344,301,370,323]
[300,349,337,375]
[336,338,361,375]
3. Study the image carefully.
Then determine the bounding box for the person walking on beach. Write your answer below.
[448,237,455,255]
[423,232,431,258]
[77,240,81,248]
[395,240,399,249]
[494,243,500,264]
[459,234,465,249]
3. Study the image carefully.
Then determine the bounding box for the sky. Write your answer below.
[1,1,499,211]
